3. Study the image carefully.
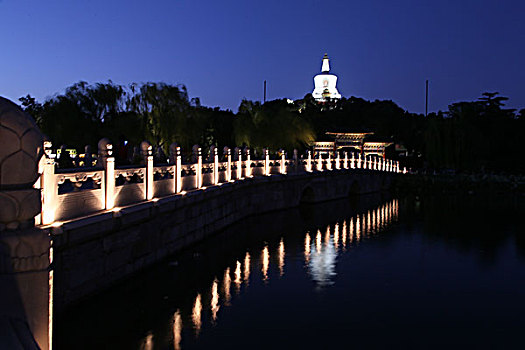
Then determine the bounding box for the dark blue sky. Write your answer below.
[1,0,524,113]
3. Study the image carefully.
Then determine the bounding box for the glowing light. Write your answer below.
[211,279,220,323]
[367,211,371,236]
[305,232,311,263]
[261,246,269,282]
[112,207,121,212]
[334,223,339,250]
[180,191,187,195]
[316,230,322,253]
[349,217,354,243]
[342,220,347,249]
[173,310,182,350]
[201,186,207,190]
[151,198,159,202]
[325,226,330,244]
[278,238,285,277]
[223,268,231,305]
[51,221,62,228]
[192,294,202,335]
[356,216,361,241]
[243,252,250,285]
[234,260,242,293]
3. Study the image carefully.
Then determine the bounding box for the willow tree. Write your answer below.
[128,82,194,151]
[233,99,315,153]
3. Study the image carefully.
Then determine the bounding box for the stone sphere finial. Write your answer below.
[140,141,151,157]
[0,97,44,230]
[98,138,112,157]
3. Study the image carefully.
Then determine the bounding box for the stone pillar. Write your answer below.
[351,152,355,169]
[335,151,341,170]
[327,152,332,171]
[263,148,269,175]
[280,149,286,174]
[0,97,50,349]
[344,152,348,169]
[224,147,231,181]
[235,147,242,179]
[306,150,312,172]
[317,151,322,171]
[193,145,202,189]
[244,147,251,178]
[175,147,182,193]
[212,146,219,185]
[140,141,153,199]
[105,145,115,210]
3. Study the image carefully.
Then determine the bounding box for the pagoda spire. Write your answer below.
[321,53,330,72]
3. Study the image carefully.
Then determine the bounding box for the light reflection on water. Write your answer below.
[172,310,182,350]
[177,199,400,348]
[57,195,525,350]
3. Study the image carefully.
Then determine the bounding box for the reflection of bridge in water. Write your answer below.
[146,199,400,350]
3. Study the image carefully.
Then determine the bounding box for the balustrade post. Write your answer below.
[280,149,286,174]
[373,157,377,171]
[327,153,332,170]
[369,157,372,170]
[317,151,322,171]
[357,153,362,169]
[146,146,154,200]
[226,148,232,181]
[344,152,348,169]
[105,151,115,210]
[351,153,355,169]
[236,147,242,179]
[245,148,251,177]
[175,147,182,193]
[213,147,219,185]
[41,155,57,225]
[336,152,341,170]
[264,148,270,175]
[196,147,202,189]
[307,150,312,172]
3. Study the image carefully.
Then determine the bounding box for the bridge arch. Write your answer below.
[299,186,315,204]
[348,180,360,196]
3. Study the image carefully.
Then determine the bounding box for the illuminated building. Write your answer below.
[312,54,341,102]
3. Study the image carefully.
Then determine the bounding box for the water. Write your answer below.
[56,193,525,349]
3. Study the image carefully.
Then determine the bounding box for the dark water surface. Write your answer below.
[56,193,525,349]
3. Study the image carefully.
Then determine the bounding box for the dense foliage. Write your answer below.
[18,82,524,172]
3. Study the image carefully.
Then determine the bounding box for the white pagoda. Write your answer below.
[312,54,341,102]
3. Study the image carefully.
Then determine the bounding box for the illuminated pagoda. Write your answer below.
[312,54,341,102]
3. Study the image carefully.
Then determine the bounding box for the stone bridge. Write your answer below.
[0,97,402,349]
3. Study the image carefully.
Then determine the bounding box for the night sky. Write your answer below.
[1,0,524,113]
